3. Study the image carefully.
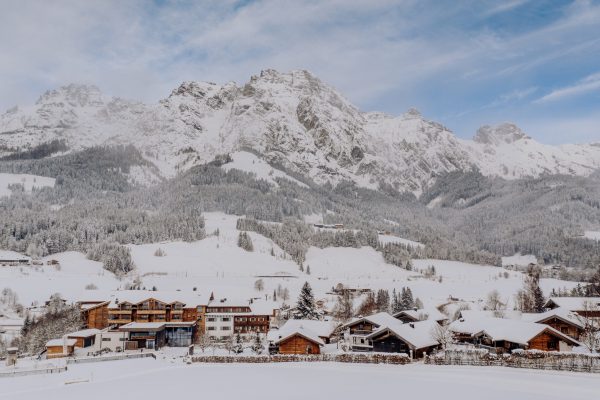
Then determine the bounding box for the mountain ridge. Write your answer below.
[1,69,599,194]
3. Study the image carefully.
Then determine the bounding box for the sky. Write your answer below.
[1,0,599,144]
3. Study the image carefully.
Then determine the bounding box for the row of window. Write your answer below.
[206,326,231,331]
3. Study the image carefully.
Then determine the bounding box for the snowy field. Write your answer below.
[1,212,580,313]
[221,151,308,188]
[0,173,55,197]
[584,231,600,241]
[1,358,598,400]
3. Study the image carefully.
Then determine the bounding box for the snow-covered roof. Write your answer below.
[545,297,600,311]
[46,338,77,347]
[343,312,399,329]
[367,319,440,349]
[521,307,584,329]
[393,308,448,322]
[458,309,523,320]
[273,325,325,346]
[99,291,210,308]
[119,322,166,331]
[269,319,338,342]
[450,317,580,346]
[67,328,101,338]
[0,250,30,262]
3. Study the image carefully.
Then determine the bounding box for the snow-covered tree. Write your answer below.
[295,282,319,320]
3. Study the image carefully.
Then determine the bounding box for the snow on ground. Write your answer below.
[584,231,600,241]
[377,234,424,248]
[0,252,121,307]
[1,358,598,400]
[221,151,308,188]
[0,173,55,197]
[501,253,538,267]
[0,212,581,314]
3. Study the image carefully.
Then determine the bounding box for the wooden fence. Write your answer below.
[0,365,67,378]
[191,353,411,365]
[425,349,600,373]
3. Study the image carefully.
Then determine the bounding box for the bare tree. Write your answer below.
[575,300,600,353]
[485,290,506,317]
[254,279,265,292]
[196,332,212,353]
[430,323,454,350]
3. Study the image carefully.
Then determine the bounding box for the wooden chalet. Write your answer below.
[365,319,440,358]
[522,308,584,340]
[449,317,581,353]
[544,297,600,319]
[275,326,324,355]
[343,312,400,351]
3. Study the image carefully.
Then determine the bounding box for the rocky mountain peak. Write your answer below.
[474,123,530,145]
[35,84,104,108]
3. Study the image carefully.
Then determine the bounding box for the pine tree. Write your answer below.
[295,282,319,320]
[376,289,390,312]
[232,333,244,354]
[333,291,354,322]
[251,332,264,354]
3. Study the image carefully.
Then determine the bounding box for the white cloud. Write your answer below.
[535,72,600,103]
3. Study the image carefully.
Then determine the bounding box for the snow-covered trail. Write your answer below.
[1,358,598,400]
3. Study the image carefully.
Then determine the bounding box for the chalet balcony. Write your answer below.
[109,309,132,315]
[137,310,167,315]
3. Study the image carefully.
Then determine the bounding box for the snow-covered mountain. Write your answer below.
[1,69,599,193]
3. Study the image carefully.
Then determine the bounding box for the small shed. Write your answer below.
[275,326,324,355]
[46,338,77,359]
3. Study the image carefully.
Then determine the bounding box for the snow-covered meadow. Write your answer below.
[1,212,580,314]
[0,173,55,197]
[1,358,599,400]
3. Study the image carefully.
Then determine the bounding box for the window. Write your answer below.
[222,317,230,322]
[207,327,216,331]
[102,338,111,342]
[207,317,216,322]
[119,337,127,341]
[222,326,231,331]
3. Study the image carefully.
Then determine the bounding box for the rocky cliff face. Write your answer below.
[1,69,599,193]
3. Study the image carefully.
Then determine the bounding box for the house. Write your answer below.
[0,250,31,266]
[274,325,324,355]
[67,328,101,348]
[521,308,585,340]
[342,312,400,351]
[393,308,448,325]
[90,329,129,352]
[365,319,441,358]
[118,321,197,349]
[268,319,339,345]
[449,317,581,352]
[544,297,600,319]
[46,338,77,359]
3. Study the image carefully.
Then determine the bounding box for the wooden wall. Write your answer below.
[278,335,321,355]
[85,304,109,329]
[46,345,74,359]
[528,331,560,351]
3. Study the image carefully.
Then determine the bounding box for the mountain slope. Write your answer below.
[1,70,599,193]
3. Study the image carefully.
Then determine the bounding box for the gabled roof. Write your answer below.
[366,319,440,349]
[343,312,399,330]
[393,308,447,322]
[271,319,338,341]
[544,297,600,311]
[274,325,325,346]
[521,307,584,329]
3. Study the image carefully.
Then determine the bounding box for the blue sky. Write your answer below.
[1,0,599,144]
